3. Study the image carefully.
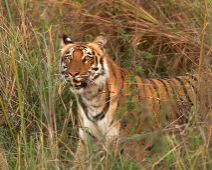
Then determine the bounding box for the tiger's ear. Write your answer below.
[60,34,73,48]
[92,35,107,49]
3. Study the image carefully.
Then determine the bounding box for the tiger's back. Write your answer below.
[118,73,197,135]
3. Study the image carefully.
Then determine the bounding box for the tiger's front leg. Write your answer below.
[75,139,90,163]
[73,139,89,170]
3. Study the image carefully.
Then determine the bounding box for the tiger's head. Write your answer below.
[60,35,109,91]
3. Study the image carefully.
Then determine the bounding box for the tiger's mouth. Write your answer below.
[67,78,87,89]
[73,79,82,86]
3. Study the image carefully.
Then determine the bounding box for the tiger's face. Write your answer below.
[60,35,108,91]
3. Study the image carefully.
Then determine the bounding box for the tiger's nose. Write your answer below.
[69,71,79,77]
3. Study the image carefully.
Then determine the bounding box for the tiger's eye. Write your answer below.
[85,56,90,60]
[83,56,93,62]
[64,56,71,62]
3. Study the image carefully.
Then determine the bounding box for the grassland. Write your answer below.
[0,0,212,169]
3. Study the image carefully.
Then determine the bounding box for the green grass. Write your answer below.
[0,0,212,169]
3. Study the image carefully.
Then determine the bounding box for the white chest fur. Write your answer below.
[77,89,119,142]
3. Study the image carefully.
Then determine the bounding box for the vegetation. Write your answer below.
[0,0,212,169]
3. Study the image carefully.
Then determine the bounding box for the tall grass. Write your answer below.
[0,0,212,169]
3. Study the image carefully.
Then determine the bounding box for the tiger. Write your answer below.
[60,34,197,161]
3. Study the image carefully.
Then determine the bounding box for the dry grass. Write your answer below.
[0,0,212,169]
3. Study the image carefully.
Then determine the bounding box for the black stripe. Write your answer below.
[92,71,105,81]
[156,79,169,95]
[92,57,105,81]
[65,51,71,55]
[188,74,198,82]
[109,118,114,127]
[86,130,97,140]
[93,83,110,121]
[156,78,180,121]
[93,101,109,120]
[141,79,147,99]
[78,95,94,123]
[166,78,184,117]
[153,79,166,112]
[100,57,104,66]
[92,67,99,71]
[186,76,198,95]
[95,54,98,65]
[60,71,66,74]
[174,77,192,103]
[145,79,154,97]
[144,79,157,111]
[168,78,193,123]
[148,79,160,99]
[100,57,105,72]
[167,78,183,101]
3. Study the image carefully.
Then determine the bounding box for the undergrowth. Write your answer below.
[0,0,212,169]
